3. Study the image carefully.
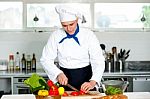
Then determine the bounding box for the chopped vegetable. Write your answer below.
[62,92,69,96]
[105,86,123,95]
[70,91,79,96]
[79,90,86,95]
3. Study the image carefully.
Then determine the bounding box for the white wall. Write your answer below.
[0,31,50,69]
[0,31,150,69]
[94,31,150,61]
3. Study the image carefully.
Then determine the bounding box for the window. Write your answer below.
[0,2,22,29]
[27,3,91,28]
[1,1,150,31]
[94,3,150,29]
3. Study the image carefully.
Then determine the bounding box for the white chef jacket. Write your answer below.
[40,27,105,84]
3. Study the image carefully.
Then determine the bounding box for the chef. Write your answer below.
[40,5,105,93]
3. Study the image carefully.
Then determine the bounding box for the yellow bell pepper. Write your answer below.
[38,90,49,96]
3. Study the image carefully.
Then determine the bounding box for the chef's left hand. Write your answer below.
[80,80,96,93]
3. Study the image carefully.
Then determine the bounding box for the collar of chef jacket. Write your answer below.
[59,24,80,45]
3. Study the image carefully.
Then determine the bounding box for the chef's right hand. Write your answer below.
[57,73,68,85]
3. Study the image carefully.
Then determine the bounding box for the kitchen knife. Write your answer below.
[125,54,129,60]
[66,84,79,91]
[66,84,95,95]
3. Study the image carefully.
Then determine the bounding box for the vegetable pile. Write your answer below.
[105,86,123,95]
[24,73,86,97]
[24,73,64,96]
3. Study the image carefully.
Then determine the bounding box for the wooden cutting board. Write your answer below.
[62,91,102,99]
[36,91,103,99]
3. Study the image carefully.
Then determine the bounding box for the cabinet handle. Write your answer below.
[16,85,29,88]
[133,77,150,81]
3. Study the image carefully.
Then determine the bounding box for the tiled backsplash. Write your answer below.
[126,61,150,70]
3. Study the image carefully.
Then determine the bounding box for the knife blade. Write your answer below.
[66,84,95,95]
[66,84,79,91]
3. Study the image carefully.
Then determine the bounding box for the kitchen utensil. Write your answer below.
[126,50,130,55]
[66,84,94,95]
[100,44,106,50]
[125,54,129,60]
[125,50,130,59]
[100,44,107,58]
[101,80,129,95]
[66,84,79,91]
[122,49,126,57]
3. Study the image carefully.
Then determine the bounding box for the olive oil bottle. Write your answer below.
[26,55,31,70]
[21,53,26,71]
[32,53,36,71]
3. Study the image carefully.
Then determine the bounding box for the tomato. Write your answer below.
[47,80,54,87]
[70,91,79,96]
[79,90,86,95]
[62,92,69,96]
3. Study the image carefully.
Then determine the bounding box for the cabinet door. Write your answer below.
[0,78,11,94]
[133,77,150,92]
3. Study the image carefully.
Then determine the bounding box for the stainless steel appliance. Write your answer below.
[13,76,48,94]
[133,77,150,92]
[13,77,31,94]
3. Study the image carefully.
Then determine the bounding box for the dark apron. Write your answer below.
[59,65,93,91]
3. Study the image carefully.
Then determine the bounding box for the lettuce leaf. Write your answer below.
[24,73,49,93]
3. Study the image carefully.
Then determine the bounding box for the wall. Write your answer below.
[0,31,50,69]
[0,31,150,69]
[94,31,150,61]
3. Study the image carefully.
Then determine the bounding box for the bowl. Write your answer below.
[101,80,129,95]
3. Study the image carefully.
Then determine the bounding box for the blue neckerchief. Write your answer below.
[59,24,80,45]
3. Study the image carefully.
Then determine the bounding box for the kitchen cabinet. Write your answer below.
[12,76,49,94]
[1,68,150,96]
[0,77,11,95]
[133,77,150,92]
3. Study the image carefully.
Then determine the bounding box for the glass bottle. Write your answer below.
[21,53,26,71]
[8,54,14,71]
[15,52,20,70]
[32,53,36,71]
[26,55,31,70]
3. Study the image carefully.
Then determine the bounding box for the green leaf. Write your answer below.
[24,73,48,93]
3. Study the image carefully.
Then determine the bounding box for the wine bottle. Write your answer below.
[32,53,36,71]
[21,53,26,71]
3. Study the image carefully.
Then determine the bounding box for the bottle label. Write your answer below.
[27,61,31,70]
[32,60,36,68]
[22,60,26,69]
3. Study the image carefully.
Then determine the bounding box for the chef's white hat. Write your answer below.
[55,5,83,22]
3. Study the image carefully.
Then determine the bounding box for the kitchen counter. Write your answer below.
[1,92,150,99]
[0,68,150,94]
[0,68,150,77]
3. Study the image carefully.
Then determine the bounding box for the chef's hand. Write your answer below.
[57,73,68,85]
[80,80,96,93]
